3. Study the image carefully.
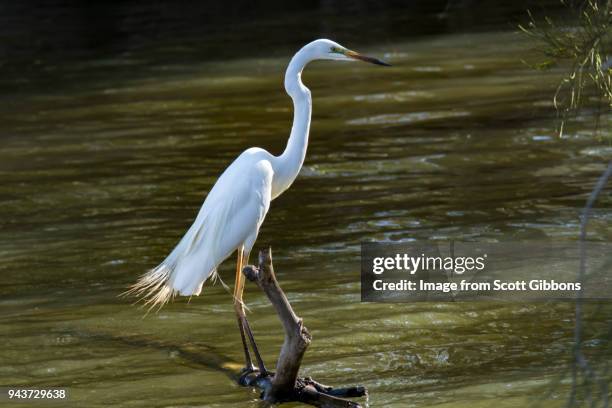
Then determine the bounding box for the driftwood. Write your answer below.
[240,247,367,407]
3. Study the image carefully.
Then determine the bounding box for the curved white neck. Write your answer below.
[271,48,312,198]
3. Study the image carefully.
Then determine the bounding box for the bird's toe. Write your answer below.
[238,365,259,386]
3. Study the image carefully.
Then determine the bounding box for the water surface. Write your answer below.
[1,8,611,408]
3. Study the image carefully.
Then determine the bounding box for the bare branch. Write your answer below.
[241,248,367,407]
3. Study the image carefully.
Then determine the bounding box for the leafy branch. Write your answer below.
[520,3,611,407]
[519,0,611,136]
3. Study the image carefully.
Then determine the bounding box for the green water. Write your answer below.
[1,18,611,408]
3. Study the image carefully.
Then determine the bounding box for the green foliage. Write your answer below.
[519,0,611,136]
[521,5,612,408]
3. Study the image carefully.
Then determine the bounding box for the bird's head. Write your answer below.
[304,39,391,66]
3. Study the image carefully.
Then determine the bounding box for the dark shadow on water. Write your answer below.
[63,328,241,380]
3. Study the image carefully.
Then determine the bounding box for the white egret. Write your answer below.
[125,38,389,373]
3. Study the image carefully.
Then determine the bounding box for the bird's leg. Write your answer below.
[235,250,269,377]
[241,311,269,376]
[233,247,254,374]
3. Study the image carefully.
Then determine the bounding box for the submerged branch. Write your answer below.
[241,247,367,407]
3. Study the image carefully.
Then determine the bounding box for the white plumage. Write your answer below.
[125,39,389,309]
[126,148,274,306]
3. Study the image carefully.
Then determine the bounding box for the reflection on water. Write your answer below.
[1,5,611,408]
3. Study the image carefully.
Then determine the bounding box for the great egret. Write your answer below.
[125,38,389,373]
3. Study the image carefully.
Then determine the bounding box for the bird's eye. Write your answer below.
[330,46,342,54]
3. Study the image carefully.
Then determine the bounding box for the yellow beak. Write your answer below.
[345,50,391,66]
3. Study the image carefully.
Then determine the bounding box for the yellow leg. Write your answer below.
[233,246,253,370]
[233,247,268,375]
[233,246,246,311]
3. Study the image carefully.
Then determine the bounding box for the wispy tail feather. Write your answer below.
[120,264,177,311]
[121,203,236,311]
[121,261,230,313]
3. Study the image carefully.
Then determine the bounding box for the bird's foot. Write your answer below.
[238,365,274,386]
[238,364,259,386]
